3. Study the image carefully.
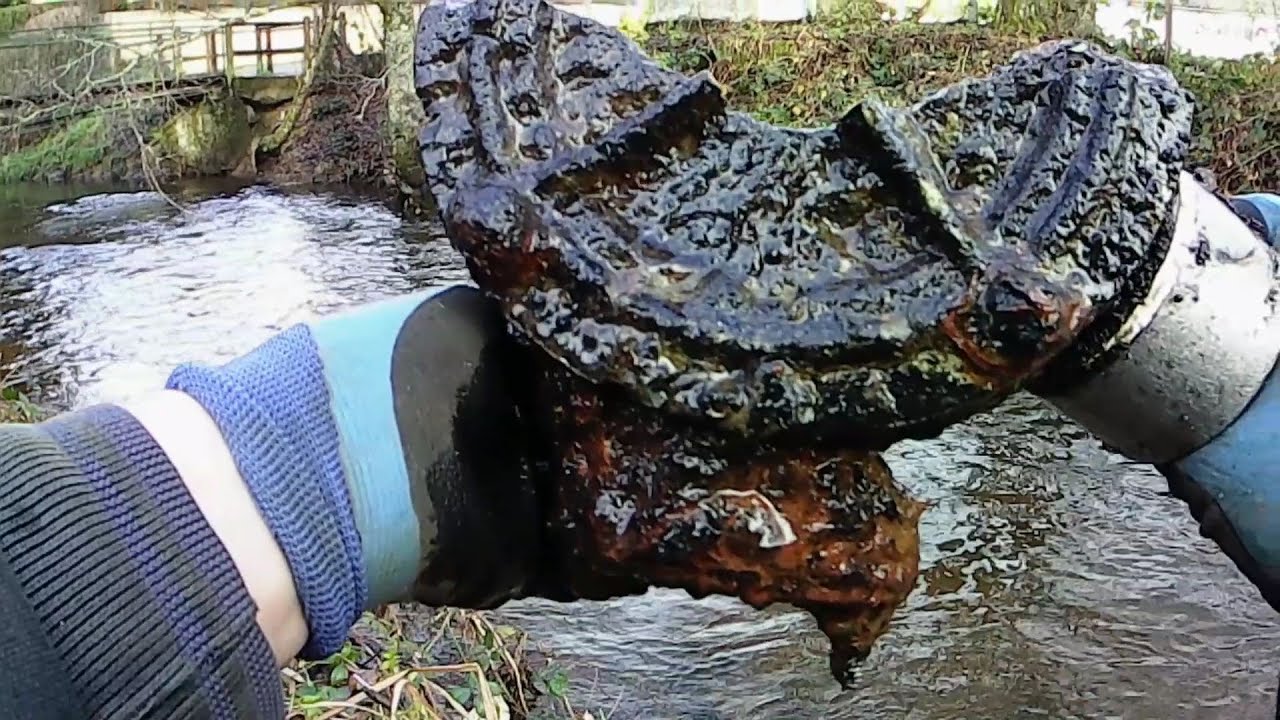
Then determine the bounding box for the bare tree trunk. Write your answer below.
[996,0,1019,25]
[258,3,338,154]
[379,0,424,191]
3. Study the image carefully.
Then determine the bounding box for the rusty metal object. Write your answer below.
[415,0,1195,684]
[533,361,924,682]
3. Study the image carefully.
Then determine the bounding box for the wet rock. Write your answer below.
[153,94,254,176]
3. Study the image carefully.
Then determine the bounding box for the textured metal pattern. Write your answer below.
[415,0,1200,685]
[421,10,1193,442]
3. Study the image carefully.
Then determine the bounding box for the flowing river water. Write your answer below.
[1,181,1277,719]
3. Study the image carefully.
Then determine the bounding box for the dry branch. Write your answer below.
[258,3,339,155]
[0,17,211,197]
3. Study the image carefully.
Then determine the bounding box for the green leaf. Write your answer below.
[380,650,401,673]
[447,684,473,706]
[546,669,569,698]
[491,624,520,640]
[297,684,347,705]
[297,685,325,704]
[336,642,361,665]
[329,665,349,685]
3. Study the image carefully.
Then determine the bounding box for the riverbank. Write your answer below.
[3,11,1277,197]
[0,30,393,187]
[286,607,584,719]
[641,18,1279,192]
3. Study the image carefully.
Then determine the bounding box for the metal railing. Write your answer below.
[0,13,323,99]
[176,17,323,79]
[18,0,304,15]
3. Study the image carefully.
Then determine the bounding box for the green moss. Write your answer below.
[389,132,424,189]
[0,111,110,184]
[0,3,32,39]
[152,94,252,175]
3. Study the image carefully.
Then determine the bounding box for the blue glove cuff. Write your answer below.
[1175,358,1280,569]
[167,326,366,660]
[1232,193,1280,246]
[306,291,443,606]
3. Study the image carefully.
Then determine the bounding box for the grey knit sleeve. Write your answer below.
[0,405,285,719]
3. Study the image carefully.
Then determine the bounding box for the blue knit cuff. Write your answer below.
[166,325,367,659]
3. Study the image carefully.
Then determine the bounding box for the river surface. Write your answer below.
[1,181,1277,719]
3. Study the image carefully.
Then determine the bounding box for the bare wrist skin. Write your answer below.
[124,390,307,665]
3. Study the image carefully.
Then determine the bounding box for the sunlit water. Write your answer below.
[1,182,1276,719]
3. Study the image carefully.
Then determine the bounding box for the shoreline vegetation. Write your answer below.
[2,1,1278,716]
[1,2,1277,200]
[284,608,589,720]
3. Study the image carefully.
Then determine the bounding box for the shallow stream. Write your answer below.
[1,182,1275,719]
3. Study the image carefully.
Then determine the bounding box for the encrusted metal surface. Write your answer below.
[533,361,924,683]
[415,0,1196,685]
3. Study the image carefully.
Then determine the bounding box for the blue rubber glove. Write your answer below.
[1231,193,1280,244]
[166,285,547,659]
[1161,192,1280,611]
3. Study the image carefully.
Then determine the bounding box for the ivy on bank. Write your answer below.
[0,2,32,39]
[641,14,1279,193]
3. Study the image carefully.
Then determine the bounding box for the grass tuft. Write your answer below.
[0,110,111,184]
[0,373,44,423]
[641,16,1280,193]
[284,607,596,720]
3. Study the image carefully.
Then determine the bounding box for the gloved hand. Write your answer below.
[1161,191,1280,611]
[166,285,551,659]
[1231,192,1280,241]
[1043,184,1280,612]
